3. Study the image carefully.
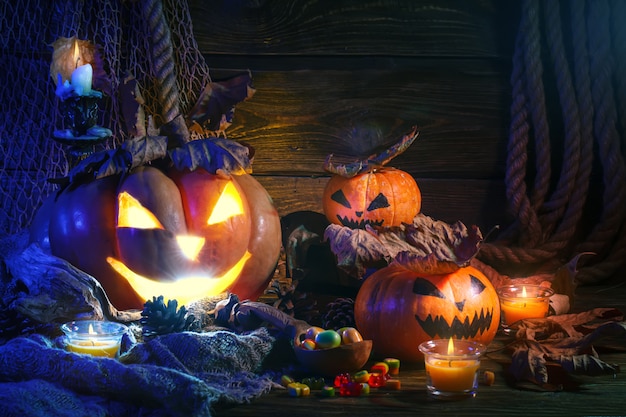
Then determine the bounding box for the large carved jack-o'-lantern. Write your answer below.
[46,164,281,311]
[354,264,500,362]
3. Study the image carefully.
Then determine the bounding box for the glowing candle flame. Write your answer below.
[73,39,80,68]
[522,286,527,298]
[88,323,96,335]
[447,338,455,355]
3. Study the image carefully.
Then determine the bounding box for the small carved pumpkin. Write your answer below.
[354,264,500,362]
[323,167,421,229]
[47,165,281,310]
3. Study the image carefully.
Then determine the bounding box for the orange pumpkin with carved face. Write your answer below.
[47,165,280,310]
[323,167,421,229]
[354,264,500,362]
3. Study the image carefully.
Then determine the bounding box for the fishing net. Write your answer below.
[0,0,211,238]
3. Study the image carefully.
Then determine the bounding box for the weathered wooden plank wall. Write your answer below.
[188,0,519,233]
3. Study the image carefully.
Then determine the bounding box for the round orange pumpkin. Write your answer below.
[354,264,500,362]
[46,165,281,310]
[322,167,421,229]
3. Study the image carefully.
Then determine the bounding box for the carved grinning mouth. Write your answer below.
[336,215,384,229]
[415,308,494,339]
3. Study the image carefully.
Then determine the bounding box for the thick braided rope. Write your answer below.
[575,0,626,283]
[141,0,182,125]
[522,0,552,223]
[533,0,583,247]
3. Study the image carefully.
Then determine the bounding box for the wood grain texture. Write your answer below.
[254,175,510,233]
[220,63,511,178]
[190,0,515,58]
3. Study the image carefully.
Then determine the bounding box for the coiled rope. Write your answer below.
[479,0,626,284]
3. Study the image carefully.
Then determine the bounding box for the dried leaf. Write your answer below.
[185,71,256,135]
[323,224,392,277]
[507,308,625,389]
[324,126,419,177]
[324,214,483,277]
[168,137,252,175]
[119,72,146,137]
[66,136,168,183]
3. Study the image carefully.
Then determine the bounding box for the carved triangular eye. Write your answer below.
[367,193,390,211]
[331,189,352,209]
[413,277,446,299]
[208,182,244,225]
[470,274,487,295]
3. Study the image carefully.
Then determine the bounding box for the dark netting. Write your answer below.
[0,0,211,238]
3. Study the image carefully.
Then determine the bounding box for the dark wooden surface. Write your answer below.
[188,0,518,234]
[215,281,626,416]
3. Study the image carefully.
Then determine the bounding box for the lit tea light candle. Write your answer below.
[61,320,127,358]
[55,39,93,98]
[497,284,554,333]
[418,338,486,399]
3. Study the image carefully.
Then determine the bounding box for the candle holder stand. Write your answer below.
[53,90,112,166]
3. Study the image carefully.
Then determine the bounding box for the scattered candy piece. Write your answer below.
[384,358,400,375]
[321,385,335,397]
[352,370,370,383]
[287,382,311,397]
[385,379,401,390]
[368,372,387,388]
[360,382,370,395]
[479,370,496,386]
[370,362,389,376]
[334,373,351,388]
[339,382,362,397]
[281,375,295,387]
[302,377,325,390]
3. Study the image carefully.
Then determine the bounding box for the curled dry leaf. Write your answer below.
[324,213,483,278]
[186,71,256,136]
[168,137,252,175]
[507,308,624,389]
[324,126,419,178]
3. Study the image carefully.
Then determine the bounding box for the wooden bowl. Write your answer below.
[293,340,373,376]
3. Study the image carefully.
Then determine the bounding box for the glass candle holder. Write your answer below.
[418,339,486,400]
[61,320,127,358]
[497,284,554,334]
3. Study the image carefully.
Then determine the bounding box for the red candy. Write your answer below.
[333,373,351,388]
[368,372,387,388]
[339,381,363,397]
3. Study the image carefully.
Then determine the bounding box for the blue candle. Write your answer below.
[71,63,93,96]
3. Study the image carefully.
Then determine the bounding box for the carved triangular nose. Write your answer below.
[455,300,465,311]
[355,211,363,217]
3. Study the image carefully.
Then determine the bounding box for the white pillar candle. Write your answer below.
[71,63,93,96]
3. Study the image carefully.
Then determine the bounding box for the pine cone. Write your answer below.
[140,295,197,339]
[322,297,356,330]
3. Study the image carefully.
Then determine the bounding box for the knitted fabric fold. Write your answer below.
[0,328,275,417]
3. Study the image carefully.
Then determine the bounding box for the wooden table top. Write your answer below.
[215,281,626,417]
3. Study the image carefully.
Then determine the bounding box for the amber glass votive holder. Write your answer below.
[418,339,486,400]
[497,284,554,334]
[61,320,127,358]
